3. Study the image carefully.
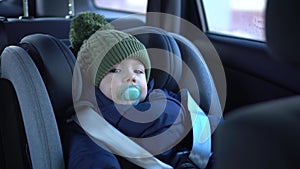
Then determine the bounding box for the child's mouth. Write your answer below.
[117,85,141,105]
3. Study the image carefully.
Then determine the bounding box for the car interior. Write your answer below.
[0,0,299,168]
[215,0,300,168]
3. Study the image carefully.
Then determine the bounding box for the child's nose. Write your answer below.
[124,73,136,83]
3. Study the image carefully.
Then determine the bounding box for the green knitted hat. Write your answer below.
[69,11,114,53]
[77,29,151,87]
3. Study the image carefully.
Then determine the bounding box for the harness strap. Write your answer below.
[73,106,173,169]
[181,90,212,169]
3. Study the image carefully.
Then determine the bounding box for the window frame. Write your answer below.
[197,0,267,42]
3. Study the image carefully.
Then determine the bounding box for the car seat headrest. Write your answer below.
[124,26,182,92]
[266,0,300,66]
[19,34,76,123]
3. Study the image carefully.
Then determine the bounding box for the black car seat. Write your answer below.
[2,25,223,168]
[214,0,300,168]
[19,34,76,129]
[0,78,30,169]
[0,45,65,169]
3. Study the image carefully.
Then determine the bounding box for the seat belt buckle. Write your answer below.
[171,150,199,169]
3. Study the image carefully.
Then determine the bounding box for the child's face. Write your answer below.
[99,58,148,105]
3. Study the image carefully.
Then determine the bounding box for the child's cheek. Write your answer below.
[110,85,120,103]
[140,84,148,102]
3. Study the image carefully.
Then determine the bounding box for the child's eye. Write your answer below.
[109,68,121,73]
[134,69,145,74]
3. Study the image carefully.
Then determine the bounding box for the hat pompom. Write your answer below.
[69,11,114,54]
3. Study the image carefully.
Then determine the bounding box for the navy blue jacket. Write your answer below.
[96,79,183,138]
[63,79,190,169]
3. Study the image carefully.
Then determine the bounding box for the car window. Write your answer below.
[202,0,267,41]
[93,0,147,14]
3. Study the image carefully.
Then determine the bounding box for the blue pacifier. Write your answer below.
[118,85,141,105]
[123,87,140,101]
